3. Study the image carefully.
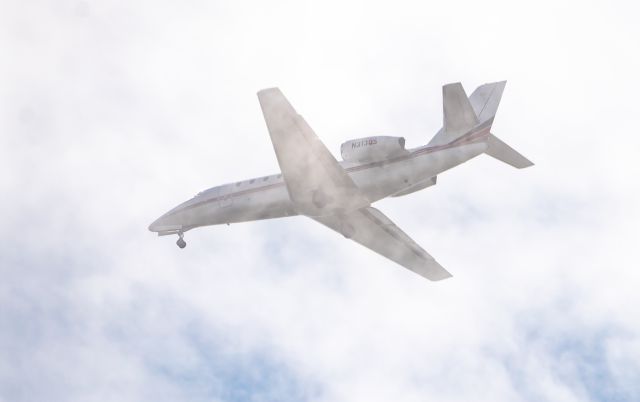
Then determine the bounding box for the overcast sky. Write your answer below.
[2,0,640,401]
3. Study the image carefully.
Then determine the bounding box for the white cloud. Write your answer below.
[1,0,639,401]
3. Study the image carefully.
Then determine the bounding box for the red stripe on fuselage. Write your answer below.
[166,123,491,216]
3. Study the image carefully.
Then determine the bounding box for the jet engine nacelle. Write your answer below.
[340,136,407,163]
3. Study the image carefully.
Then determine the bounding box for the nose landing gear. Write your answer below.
[176,232,186,249]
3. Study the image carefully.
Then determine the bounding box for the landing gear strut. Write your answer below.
[176,232,186,249]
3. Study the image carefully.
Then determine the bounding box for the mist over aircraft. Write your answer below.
[149,82,533,280]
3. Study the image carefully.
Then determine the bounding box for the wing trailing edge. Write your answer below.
[257,88,369,216]
[313,207,452,281]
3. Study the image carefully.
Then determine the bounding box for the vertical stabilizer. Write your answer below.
[468,81,507,123]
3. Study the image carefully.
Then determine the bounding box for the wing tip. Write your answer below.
[429,271,453,281]
[423,264,453,281]
[257,87,281,97]
[414,260,453,281]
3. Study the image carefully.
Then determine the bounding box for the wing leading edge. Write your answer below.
[313,207,452,281]
[257,88,369,216]
[258,88,449,281]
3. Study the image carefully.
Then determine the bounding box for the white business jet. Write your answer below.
[149,81,532,280]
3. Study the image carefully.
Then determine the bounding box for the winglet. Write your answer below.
[443,82,479,138]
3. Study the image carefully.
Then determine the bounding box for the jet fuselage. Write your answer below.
[149,82,533,280]
[148,133,489,234]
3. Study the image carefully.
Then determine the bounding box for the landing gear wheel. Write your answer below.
[176,233,186,249]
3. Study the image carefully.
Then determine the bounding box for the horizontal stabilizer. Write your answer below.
[485,134,534,169]
[443,83,478,136]
[428,82,479,147]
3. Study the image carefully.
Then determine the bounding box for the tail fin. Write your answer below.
[468,81,507,123]
[485,134,533,168]
[426,80,533,168]
[428,82,478,147]
[470,81,533,168]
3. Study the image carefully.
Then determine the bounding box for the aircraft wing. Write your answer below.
[257,88,370,215]
[313,207,452,281]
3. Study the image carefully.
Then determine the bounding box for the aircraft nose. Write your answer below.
[148,217,162,232]
[148,212,184,233]
[148,213,173,232]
